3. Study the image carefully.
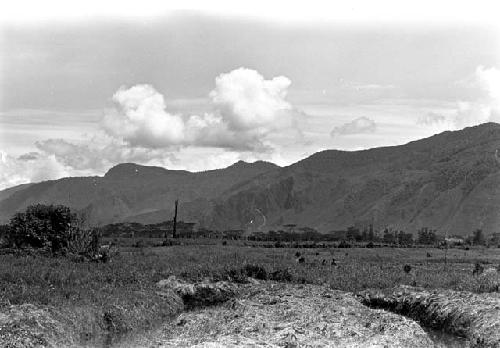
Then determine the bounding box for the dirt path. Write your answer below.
[144,282,432,347]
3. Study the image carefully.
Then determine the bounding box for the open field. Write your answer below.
[1,242,499,346]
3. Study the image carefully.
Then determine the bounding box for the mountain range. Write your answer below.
[1,123,500,236]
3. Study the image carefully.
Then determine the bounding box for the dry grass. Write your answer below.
[0,243,498,346]
[358,285,500,347]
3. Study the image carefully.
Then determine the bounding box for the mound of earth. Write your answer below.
[358,285,500,347]
[0,304,74,348]
[151,282,432,347]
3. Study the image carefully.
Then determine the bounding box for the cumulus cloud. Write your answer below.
[210,68,292,131]
[475,65,500,102]
[35,139,103,170]
[102,84,185,148]
[34,136,180,174]
[102,68,299,151]
[424,66,500,129]
[330,117,377,137]
[451,66,500,127]
[0,151,70,190]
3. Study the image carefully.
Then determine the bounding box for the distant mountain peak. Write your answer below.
[230,159,277,167]
[104,163,170,179]
[225,160,280,173]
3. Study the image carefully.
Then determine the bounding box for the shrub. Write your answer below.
[7,204,75,251]
[338,240,351,248]
[162,239,181,247]
[6,204,102,258]
[270,268,293,282]
[242,264,268,280]
[66,227,101,257]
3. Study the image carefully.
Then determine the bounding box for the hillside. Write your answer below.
[0,160,279,226]
[1,123,500,236]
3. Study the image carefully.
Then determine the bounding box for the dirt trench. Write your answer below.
[358,285,500,348]
[134,280,433,347]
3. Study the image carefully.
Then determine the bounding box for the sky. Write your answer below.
[1,1,500,190]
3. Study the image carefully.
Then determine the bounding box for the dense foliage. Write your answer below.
[4,204,101,257]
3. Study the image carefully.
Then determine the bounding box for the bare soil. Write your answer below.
[146,281,433,347]
[358,285,500,347]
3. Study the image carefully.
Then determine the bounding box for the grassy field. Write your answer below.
[3,241,499,308]
[1,241,499,345]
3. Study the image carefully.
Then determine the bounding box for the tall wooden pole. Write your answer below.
[172,199,178,239]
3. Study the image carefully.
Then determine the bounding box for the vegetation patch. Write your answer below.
[358,285,500,347]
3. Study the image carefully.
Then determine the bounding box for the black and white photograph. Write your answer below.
[1,1,500,347]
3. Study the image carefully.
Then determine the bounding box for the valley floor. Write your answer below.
[0,243,499,347]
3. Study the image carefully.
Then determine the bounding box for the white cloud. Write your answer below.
[35,138,105,170]
[102,84,185,148]
[102,68,300,152]
[475,66,500,102]
[451,66,500,128]
[34,136,180,174]
[415,66,500,129]
[330,116,377,137]
[0,151,70,190]
[210,68,292,131]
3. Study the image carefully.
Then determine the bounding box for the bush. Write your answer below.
[338,240,352,248]
[162,239,181,247]
[67,227,101,257]
[7,204,74,251]
[242,264,268,280]
[270,268,293,282]
[6,204,102,258]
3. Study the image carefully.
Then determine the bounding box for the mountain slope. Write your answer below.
[1,123,500,236]
[207,123,500,236]
[0,161,279,225]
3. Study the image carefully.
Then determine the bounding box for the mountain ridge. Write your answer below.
[1,123,500,236]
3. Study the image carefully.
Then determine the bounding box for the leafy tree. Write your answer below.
[397,231,413,245]
[472,229,485,246]
[383,228,395,244]
[6,204,100,256]
[417,227,437,245]
[8,204,74,250]
[368,224,375,241]
[346,226,361,241]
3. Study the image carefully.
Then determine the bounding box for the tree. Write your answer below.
[6,204,100,256]
[472,229,485,246]
[417,227,437,245]
[383,228,395,244]
[346,226,360,241]
[368,224,375,241]
[8,204,75,251]
[397,231,413,246]
[361,228,368,242]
